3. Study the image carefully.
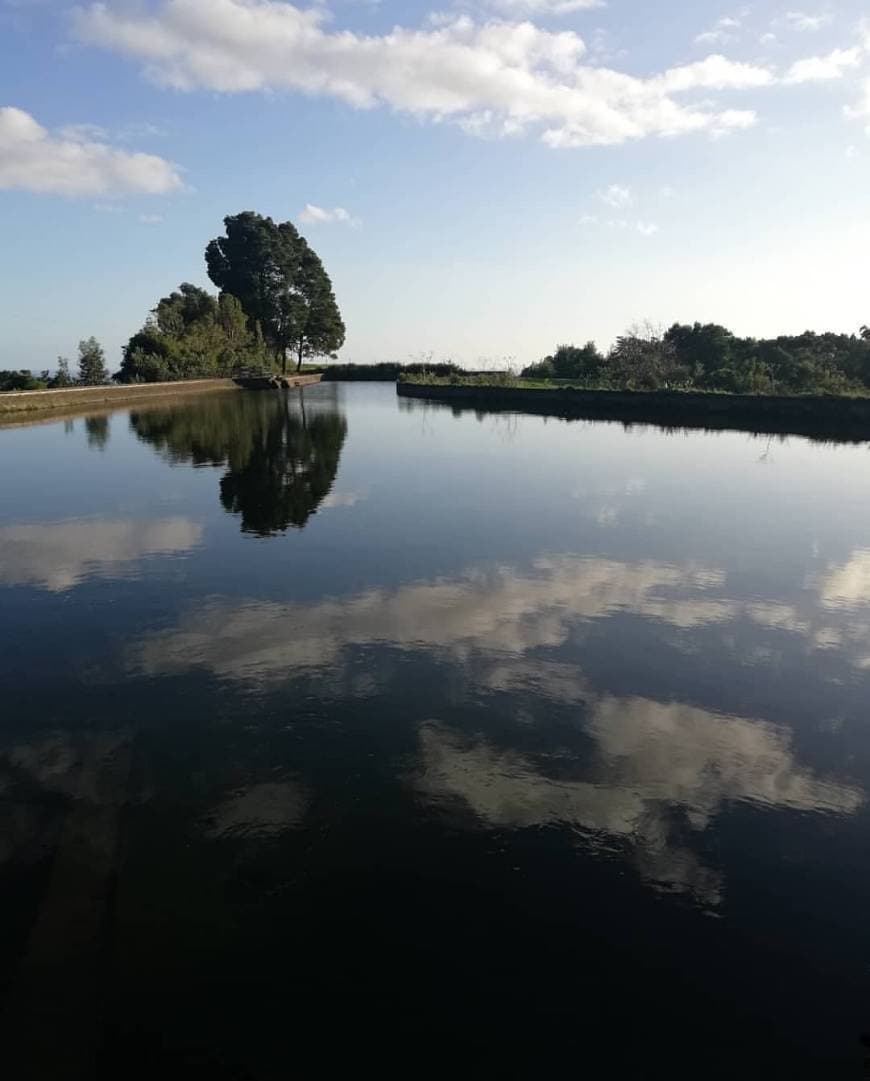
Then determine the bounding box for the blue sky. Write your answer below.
[3,0,870,371]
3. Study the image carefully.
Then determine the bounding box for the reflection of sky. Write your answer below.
[131,549,870,682]
[4,386,870,914]
[0,517,203,591]
[131,555,738,679]
[201,782,308,841]
[416,695,861,908]
[130,547,869,906]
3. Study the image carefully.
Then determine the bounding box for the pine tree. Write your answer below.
[77,337,108,386]
[53,357,74,387]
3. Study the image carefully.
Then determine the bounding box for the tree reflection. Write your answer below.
[219,400,347,535]
[130,388,348,535]
[84,415,110,450]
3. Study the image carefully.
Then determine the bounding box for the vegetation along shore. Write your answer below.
[7,207,870,443]
[397,381,870,443]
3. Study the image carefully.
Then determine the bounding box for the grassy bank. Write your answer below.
[397,379,870,443]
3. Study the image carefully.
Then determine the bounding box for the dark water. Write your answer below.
[2,383,870,1077]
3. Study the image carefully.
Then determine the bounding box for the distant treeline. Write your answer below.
[1,338,107,392]
[522,323,870,396]
[321,362,462,382]
[9,310,870,400]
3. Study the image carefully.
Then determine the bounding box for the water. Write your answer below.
[1,383,870,1077]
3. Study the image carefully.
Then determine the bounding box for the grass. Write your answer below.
[399,371,522,388]
[399,374,870,398]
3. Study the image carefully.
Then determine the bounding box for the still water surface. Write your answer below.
[1,384,870,1076]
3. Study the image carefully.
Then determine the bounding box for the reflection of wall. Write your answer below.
[0,517,202,592]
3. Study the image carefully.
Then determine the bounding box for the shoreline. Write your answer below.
[0,377,239,416]
[0,374,323,418]
[397,381,870,442]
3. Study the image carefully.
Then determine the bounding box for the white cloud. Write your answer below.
[785,46,861,83]
[75,0,768,149]
[695,15,741,47]
[585,188,657,235]
[0,106,183,196]
[783,11,833,32]
[139,212,164,224]
[598,182,632,207]
[298,203,359,226]
[844,77,870,124]
[579,214,659,236]
[481,0,603,14]
[59,121,109,142]
[115,120,168,141]
[656,54,774,93]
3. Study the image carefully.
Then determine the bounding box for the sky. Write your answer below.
[3,0,870,372]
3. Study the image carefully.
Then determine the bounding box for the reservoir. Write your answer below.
[1,382,869,1076]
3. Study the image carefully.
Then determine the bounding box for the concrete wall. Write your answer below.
[397,382,870,442]
[0,378,240,415]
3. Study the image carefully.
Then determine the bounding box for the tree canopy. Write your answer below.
[117,282,269,383]
[522,322,870,396]
[206,212,345,372]
[77,337,108,386]
[0,370,50,392]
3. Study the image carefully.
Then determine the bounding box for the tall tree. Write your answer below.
[608,323,688,390]
[78,337,108,386]
[53,357,74,388]
[205,212,345,372]
[289,245,346,372]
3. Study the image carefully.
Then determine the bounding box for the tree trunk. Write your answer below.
[297,339,304,373]
[280,347,287,375]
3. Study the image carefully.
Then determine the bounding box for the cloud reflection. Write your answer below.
[416,695,862,906]
[819,549,870,610]
[132,556,734,681]
[130,548,870,680]
[201,781,308,841]
[0,517,203,591]
[127,551,867,907]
